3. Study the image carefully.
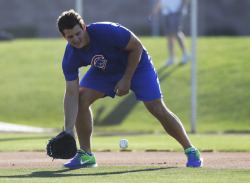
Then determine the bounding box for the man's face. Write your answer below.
[63,24,86,49]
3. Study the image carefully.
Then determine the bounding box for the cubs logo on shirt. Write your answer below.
[91,55,107,69]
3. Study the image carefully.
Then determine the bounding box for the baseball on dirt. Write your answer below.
[119,139,129,149]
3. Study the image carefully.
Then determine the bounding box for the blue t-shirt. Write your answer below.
[62,22,152,81]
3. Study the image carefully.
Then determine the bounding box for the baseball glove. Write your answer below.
[47,131,77,159]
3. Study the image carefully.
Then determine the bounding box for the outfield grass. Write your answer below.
[0,37,249,133]
[0,167,249,183]
[0,133,250,152]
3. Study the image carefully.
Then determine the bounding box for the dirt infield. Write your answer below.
[0,151,250,169]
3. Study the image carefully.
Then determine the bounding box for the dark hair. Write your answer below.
[57,9,84,36]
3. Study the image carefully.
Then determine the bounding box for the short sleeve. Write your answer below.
[111,23,131,49]
[88,22,131,49]
[62,44,79,81]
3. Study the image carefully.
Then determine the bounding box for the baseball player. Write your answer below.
[57,9,203,168]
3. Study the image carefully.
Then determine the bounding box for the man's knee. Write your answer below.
[78,89,92,108]
[78,87,105,107]
[151,105,167,117]
[144,99,168,117]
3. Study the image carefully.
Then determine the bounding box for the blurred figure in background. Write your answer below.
[149,0,190,67]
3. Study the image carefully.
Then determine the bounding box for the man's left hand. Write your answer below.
[114,78,131,96]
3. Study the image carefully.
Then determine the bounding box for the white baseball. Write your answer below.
[119,139,129,149]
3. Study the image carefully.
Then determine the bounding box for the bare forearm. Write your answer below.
[115,33,143,96]
[63,79,79,134]
[123,33,143,80]
[123,48,142,80]
[63,92,79,130]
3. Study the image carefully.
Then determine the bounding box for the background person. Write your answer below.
[149,0,190,66]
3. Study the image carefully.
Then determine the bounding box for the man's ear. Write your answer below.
[83,24,86,31]
[61,33,66,39]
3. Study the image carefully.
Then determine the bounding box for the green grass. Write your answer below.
[0,37,250,133]
[1,37,249,183]
[0,167,250,183]
[0,133,250,152]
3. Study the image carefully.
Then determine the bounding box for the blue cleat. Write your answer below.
[63,149,98,169]
[185,147,203,168]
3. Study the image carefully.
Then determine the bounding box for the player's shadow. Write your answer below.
[95,65,180,126]
[0,167,177,179]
